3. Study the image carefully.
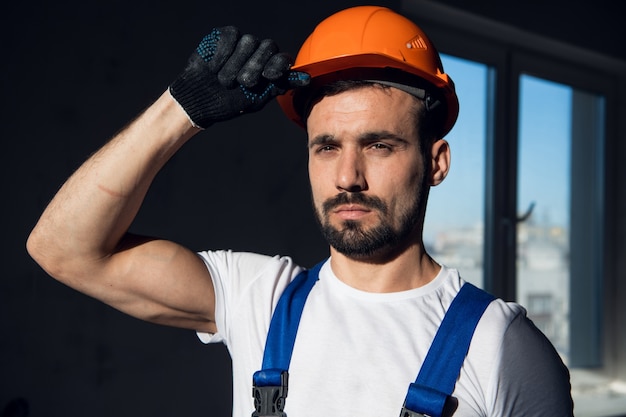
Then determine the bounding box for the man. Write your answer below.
[27,5,573,417]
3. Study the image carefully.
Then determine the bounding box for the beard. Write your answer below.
[314,189,425,258]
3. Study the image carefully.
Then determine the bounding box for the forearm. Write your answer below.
[27,91,199,277]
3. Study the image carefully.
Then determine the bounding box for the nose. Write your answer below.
[336,149,367,192]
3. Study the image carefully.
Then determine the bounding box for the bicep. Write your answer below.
[90,233,217,333]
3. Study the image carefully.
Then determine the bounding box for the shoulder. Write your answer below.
[472,299,573,415]
[196,250,306,344]
[197,250,304,283]
[474,296,565,377]
[197,249,307,308]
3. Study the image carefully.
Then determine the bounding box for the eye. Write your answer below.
[315,144,338,153]
[370,142,393,152]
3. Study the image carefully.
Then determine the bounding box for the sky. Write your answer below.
[423,54,572,245]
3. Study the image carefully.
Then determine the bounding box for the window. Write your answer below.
[403,0,625,415]
[517,76,606,369]
[424,55,488,289]
[516,76,573,360]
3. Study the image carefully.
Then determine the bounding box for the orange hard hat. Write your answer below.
[277,5,459,138]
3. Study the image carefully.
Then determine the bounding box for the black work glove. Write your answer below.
[170,26,310,129]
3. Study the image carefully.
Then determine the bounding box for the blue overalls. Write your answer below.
[251,260,495,417]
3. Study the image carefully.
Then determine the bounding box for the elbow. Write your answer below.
[26,226,45,266]
[26,225,67,279]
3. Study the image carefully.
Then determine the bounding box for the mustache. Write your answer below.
[322,192,388,216]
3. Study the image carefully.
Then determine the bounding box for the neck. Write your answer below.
[328,241,440,293]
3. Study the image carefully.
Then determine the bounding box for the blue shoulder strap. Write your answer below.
[259,260,324,371]
[252,261,495,417]
[401,283,495,417]
[251,260,324,417]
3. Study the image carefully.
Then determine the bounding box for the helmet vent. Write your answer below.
[406,36,428,50]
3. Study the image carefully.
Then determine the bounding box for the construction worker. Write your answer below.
[27,5,573,417]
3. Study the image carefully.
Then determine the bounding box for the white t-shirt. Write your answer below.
[197,250,573,417]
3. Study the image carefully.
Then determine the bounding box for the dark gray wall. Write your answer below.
[1,0,622,415]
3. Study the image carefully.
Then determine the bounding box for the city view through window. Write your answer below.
[424,55,487,290]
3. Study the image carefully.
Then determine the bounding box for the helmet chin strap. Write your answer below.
[367,80,442,111]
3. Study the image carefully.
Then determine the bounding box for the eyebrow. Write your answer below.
[308,130,407,149]
[308,134,335,149]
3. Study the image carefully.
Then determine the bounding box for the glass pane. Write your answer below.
[516,75,571,358]
[517,76,608,413]
[424,55,488,288]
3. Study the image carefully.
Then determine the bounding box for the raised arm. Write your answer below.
[26,26,309,333]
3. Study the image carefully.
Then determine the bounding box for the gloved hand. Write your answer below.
[170,26,310,129]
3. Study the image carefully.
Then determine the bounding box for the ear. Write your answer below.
[429,139,451,186]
